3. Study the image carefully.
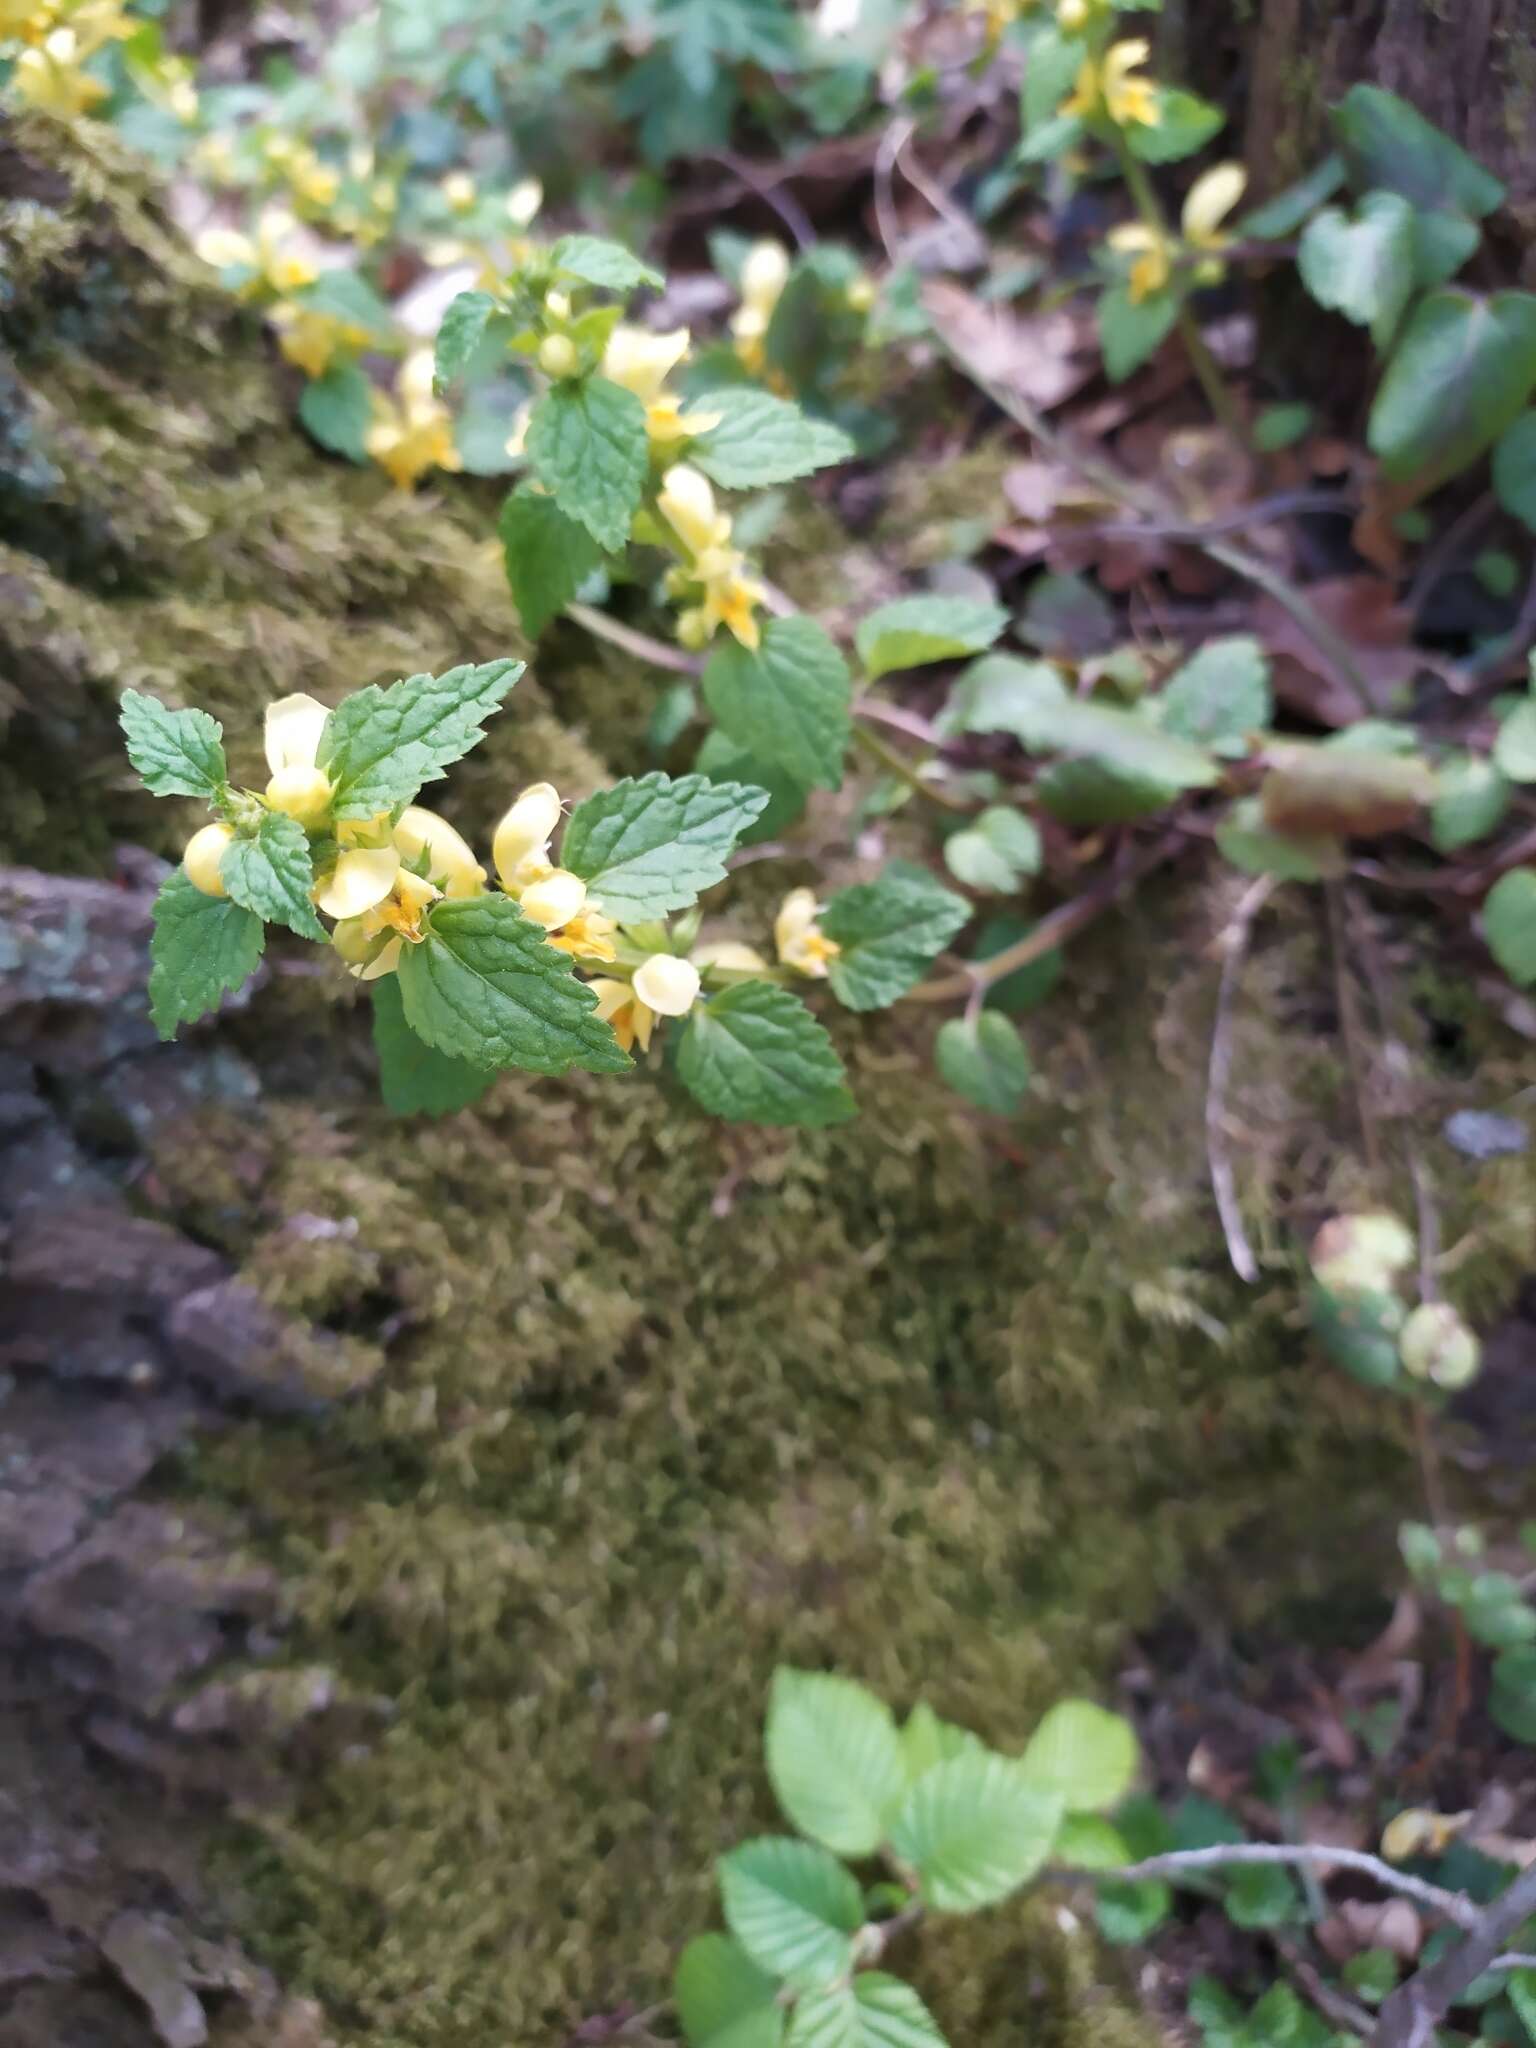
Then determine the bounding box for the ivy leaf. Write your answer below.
[942,808,1042,894]
[717,1836,863,1991]
[787,1974,948,2048]
[318,658,523,820]
[676,982,855,1128]
[765,1668,907,1857]
[854,596,1008,681]
[120,689,227,799]
[1099,284,1179,384]
[935,1012,1031,1116]
[298,363,374,462]
[821,862,970,1012]
[675,1935,784,2048]
[1484,868,1536,986]
[550,233,664,293]
[560,770,769,919]
[148,870,264,1040]
[1159,636,1273,758]
[371,975,496,1117]
[888,1751,1062,1912]
[526,376,649,552]
[397,895,631,1077]
[1368,290,1536,492]
[1298,193,1417,351]
[702,616,852,792]
[1020,1701,1139,1815]
[498,485,603,638]
[221,811,326,940]
[435,290,501,392]
[691,388,855,488]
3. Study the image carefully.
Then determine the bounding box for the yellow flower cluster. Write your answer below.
[364,349,463,492]
[4,0,130,118]
[194,205,318,299]
[490,781,617,963]
[600,325,722,448]
[1062,37,1160,129]
[773,889,840,978]
[730,239,790,374]
[655,465,767,654]
[1107,162,1247,302]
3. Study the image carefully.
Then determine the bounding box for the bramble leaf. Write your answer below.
[148,870,264,1040]
[822,863,970,1011]
[317,658,523,819]
[677,982,855,1128]
[560,771,768,920]
[120,689,227,800]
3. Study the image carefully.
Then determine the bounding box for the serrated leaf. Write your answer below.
[148,870,264,1040]
[935,1012,1031,1117]
[717,1837,862,1991]
[1297,194,1416,349]
[1493,411,1536,533]
[1021,24,1083,131]
[937,654,1067,741]
[1159,637,1272,758]
[787,1975,947,2048]
[221,810,326,939]
[696,731,809,844]
[1224,1861,1303,1931]
[296,268,395,336]
[1495,699,1536,782]
[702,616,852,792]
[371,975,496,1117]
[675,1934,785,2048]
[1485,868,1536,986]
[899,1703,982,1785]
[298,363,374,462]
[676,981,855,1128]
[498,486,603,637]
[765,1668,907,1857]
[1508,1964,1536,2042]
[560,771,768,920]
[888,1751,1061,1912]
[821,862,970,1012]
[435,290,500,392]
[1099,283,1179,384]
[526,376,649,552]
[550,233,664,292]
[317,658,523,819]
[1431,755,1510,852]
[1368,290,1536,492]
[692,389,854,489]
[854,596,1008,681]
[1020,1701,1139,1815]
[120,689,227,799]
[397,894,630,1077]
[942,808,1042,894]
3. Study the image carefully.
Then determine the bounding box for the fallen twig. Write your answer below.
[1372,1861,1536,2047]
[1207,874,1276,1283]
[1091,1843,1481,1931]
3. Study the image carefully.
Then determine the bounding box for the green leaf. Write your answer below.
[298,362,374,462]
[1020,25,1084,132]
[526,376,649,552]
[148,870,264,1040]
[498,485,604,638]
[702,616,852,793]
[1238,154,1346,240]
[995,690,1219,790]
[318,658,523,820]
[691,388,855,489]
[854,596,1009,681]
[1035,758,1173,826]
[550,233,664,293]
[899,1703,982,1784]
[821,862,971,1012]
[1333,85,1503,285]
[787,1975,947,2048]
[370,975,495,1117]
[1432,756,1511,853]
[973,915,1063,1015]
[1099,284,1179,384]
[717,1836,863,1991]
[1485,868,1536,986]
[943,808,1043,893]
[1018,573,1115,658]
[1368,290,1536,491]
[435,290,500,392]
[397,895,631,1077]
[676,982,855,1129]
[888,1751,1062,1912]
[1494,411,1536,533]
[1128,88,1224,164]
[1224,1861,1303,1931]
[1496,699,1536,782]
[1159,636,1272,758]
[765,1668,907,1857]
[1508,1964,1536,2042]
[1341,1949,1399,2007]
[120,689,227,800]
[560,770,769,919]
[937,654,1067,741]
[1053,1816,1131,1871]
[1095,1878,1171,1945]
[1308,1282,1404,1389]
[221,811,325,940]
[1253,401,1314,453]
[696,731,809,843]
[675,1934,785,2048]
[296,268,395,335]
[1018,112,1084,165]
[1216,797,1343,882]
[1297,194,1416,350]
[1021,1701,1139,1815]
[935,1012,1031,1116]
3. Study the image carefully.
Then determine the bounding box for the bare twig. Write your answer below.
[1082,489,1357,545]
[703,150,814,251]
[1406,492,1496,620]
[1276,1937,1375,2039]
[1207,874,1276,1283]
[565,602,703,677]
[1372,1862,1536,2047]
[1326,882,1384,1176]
[1090,1844,1481,1931]
[872,116,916,268]
[851,721,974,813]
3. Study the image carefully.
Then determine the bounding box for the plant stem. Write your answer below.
[1088,1843,1481,1931]
[852,719,974,814]
[565,601,703,677]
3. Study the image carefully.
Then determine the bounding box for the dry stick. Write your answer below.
[566,601,703,678]
[1207,874,1277,1283]
[1372,1861,1536,2048]
[1275,1936,1376,2039]
[1093,1844,1481,1931]
[851,720,975,813]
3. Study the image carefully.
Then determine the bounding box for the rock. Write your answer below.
[168,1279,380,1411]
[1443,1108,1528,1159]
[101,1913,209,2048]
[5,1203,224,1305]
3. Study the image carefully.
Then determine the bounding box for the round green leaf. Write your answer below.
[1485,867,1536,985]
[1368,289,1536,491]
[1494,411,1536,532]
[765,1668,907,1857]
[675,1934,785,2048]
[935,1012,1031,1117]
[1020,1701,1139,1814]
[718,1837,863,1991]
[888,1751,1062,1912]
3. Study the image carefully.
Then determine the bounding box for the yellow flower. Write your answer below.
[331,868,440,981]
[364,349,463,491]
[694,939,769,976]
[1056,0,1093,26]
[506,177,543,229]
[262,691,334,825]
[1108,162,1246,303]
[587,956,700,1054]
[194,205,317,298]
[775,888,840,978]
[392,805,486,898]
[587,978,653,1054]
[546,907,618,964]
[1106,222,1171,303]
[600,325,722,445]
[441,170,477,214]
[0,0,50,42]
[699,554,767,651]
[517,868,588,930]
[183,821,235,897]
[286,147,340,211]
[730,239,790,369]
[1064,38,1160,129]
[269,302,369,380]
[12,28,107,117]
[492,781,563,892]
[656,464,732,557]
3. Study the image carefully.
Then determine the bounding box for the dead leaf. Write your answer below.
[1255,577,1423,725]
[924,279,1097,412]
[1316,1898,1423,1963]
[1260,741,1435,838]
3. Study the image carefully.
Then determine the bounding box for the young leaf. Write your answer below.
[674,1934,785,2048]
[821,862,970,1012]
[525,376,649,552]
[1493,411,1536,533]
[1053,1816,1131,1871]
[1431,755,1510,852]
[899,1703,981,1785]
[148,870,264,1040]
[1484,868,1536,986]
[1020,1701,1139,1815]
[691,389,855,489]
[498,486,603,637]
[1159,636,1273,758]
[318,658,523,819]
[1332,84,1503,285]
[397,895,631,1076]
[1098,284,1179,385]
[560,771,769,920]
[717,1836,863,1991]
[1368,290,1536,492]
[854,596,1008,681]
[888,1751,1062,1912]
[120,689,228,800]
[676,982,855,1128]
[371,975,496,1117]
[942,808,1042,894]
[221,811,326,940]
[765,1668,907,1857]
[1297,194,1416,350]
[435,290,501,392]
[550,233,664,293]
[298,362,374,462]
[787,1974,947,2048]
[935,1013,1031,1116]
[702,616,852,792]
[1096,1878,1172,1945]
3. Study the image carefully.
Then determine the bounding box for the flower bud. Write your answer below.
[265,763,334,826]
[507,177,543,227]
[1310,1212,1415,1296]
[694,940,769,974]
[633,953,701,1017]
[846,275,876,313]
[675,605,712,651]
[393,805,485,897]
[1399,1302,1482,1391]
[657,464,727,556]
[441,171,476,213]
[538,333,579,379]
[740,239,790,309]
[493,782,563,889]
[519,868,587,930]
[183,822,235,897]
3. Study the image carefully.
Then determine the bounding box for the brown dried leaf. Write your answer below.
[1260,742,1436,838]
[1255,577,1422,725]
[1316,1899,1423,1964]
[924,279,1097,412]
